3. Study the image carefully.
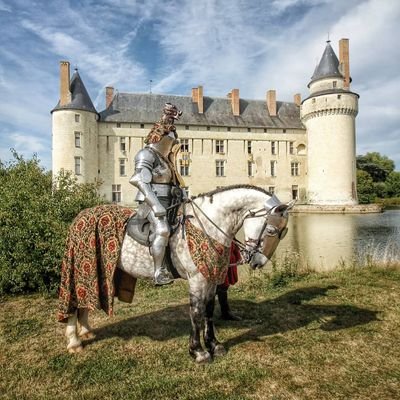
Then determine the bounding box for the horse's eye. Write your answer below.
[266,225,278,236]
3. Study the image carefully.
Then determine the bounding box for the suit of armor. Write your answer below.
[130,104,185,285]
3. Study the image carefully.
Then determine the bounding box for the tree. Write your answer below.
[356,152,395,182]
[0,151,105,295]
[385,171,400,197]
[356,169,376,204]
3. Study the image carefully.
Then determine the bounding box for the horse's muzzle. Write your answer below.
[249,253,269,270]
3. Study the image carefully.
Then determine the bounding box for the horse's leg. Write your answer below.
[65,310,83,353]
[78,308,95,340]
[204,288,226,357]
[188,280,212,364]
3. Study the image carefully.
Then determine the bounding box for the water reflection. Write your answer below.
[275,209,400,271]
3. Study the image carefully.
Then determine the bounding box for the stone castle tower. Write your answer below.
[301,39,359,205]
[51,62,98,184]
[51,38,359,207]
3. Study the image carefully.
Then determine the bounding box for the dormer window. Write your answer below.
[333,81,337,88]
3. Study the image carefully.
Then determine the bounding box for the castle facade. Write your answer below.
[51,38,359,206]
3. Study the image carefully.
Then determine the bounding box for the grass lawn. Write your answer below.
[1,266,399,399]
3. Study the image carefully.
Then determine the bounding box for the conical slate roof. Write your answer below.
[52,70,97,113]
[309,41,343,84]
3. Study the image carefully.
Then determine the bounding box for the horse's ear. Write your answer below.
[274,200,296,214]
[286,200,296,210]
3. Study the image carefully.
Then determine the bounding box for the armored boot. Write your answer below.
[151,235,173,286]
[217,286,242,321]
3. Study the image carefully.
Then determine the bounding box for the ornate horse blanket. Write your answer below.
[57,205,231,322]
[185,220,231,284]
[57,205,134,322]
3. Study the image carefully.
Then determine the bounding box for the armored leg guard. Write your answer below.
[151,234,173,286]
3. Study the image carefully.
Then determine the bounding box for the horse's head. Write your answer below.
[242,194,294,269]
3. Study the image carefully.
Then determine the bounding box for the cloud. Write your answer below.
[0,0,398,171]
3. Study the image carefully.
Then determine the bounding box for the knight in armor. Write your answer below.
[129,103,186,285]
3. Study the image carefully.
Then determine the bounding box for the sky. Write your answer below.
[0,0,399,170]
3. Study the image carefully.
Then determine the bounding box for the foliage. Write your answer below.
[356,152,399,203]
[385,171,400,197]
[0,151,105,295]
[356,169,376,204]
[356,152,395,182]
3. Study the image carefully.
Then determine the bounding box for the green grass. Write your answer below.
[1,265,400,399]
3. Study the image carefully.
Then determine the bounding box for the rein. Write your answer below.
[187,199,274,262]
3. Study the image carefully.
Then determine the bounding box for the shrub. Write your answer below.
[0,151,105,295]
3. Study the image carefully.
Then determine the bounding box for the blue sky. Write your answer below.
[0,0,399,169]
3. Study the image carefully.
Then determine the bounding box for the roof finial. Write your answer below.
[149,79,153,94]
[74,64,79,72]
[327,31,331,43]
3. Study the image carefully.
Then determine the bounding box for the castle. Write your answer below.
[51,38,359,206]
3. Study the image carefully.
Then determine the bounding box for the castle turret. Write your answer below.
[51,61,98,184]
[301,39,359,205]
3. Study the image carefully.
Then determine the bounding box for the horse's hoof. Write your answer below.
[68,345,83,354]
[213,344,226,357]
[195,351,212,364]
[80,332,95,340]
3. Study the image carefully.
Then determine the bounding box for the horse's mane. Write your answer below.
[192,184,271,200]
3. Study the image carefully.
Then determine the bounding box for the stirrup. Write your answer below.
[154,267,173,286]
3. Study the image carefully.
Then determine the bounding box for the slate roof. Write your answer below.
[52,70,97,114]
[99,93,303,129]
[309,41,343,86]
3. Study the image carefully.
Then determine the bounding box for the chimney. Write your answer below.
[267,90,276,116]
[106,86,114,108]
[191,86,204,114]
[294,93,301,106]
[59,61,71,106]
[339,38,350,89]
[230,88,240,116]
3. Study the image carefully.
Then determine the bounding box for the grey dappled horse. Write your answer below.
[65,185,292,363]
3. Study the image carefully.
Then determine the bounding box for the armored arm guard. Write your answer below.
[129,148,167,217]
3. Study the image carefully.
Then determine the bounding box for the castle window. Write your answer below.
[120,137,126,152]
[291,162,299,176]
[337,95,341,99]
[75,114,80,123]
[227,127,231,132]
[271,141,277,155]
[180,139,189,152]
[216,140,225,154]
[74,131,82,148]
[263,128,267,133]
[247,128,251,132]
[185,125,189,130]
[247,141,252,154]
[292,185,299,200]
[247,161,254,177]
[270,161,277,177]
[140,124,145,129]
[289,142,294,155]
[207,126,210,131]
[283,129,286,133]
[74,157,82,175]
[333,81,337,88]
[216,160,226,177]
[116,122,121,128]
[180,160,190,176]
[112,184,121,203]
[268,186,275,194]
[312,98,316,103]
[119,159,127,176]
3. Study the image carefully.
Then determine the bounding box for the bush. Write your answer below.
[0,151,105,295]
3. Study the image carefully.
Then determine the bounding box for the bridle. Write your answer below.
[185,198,288,263]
